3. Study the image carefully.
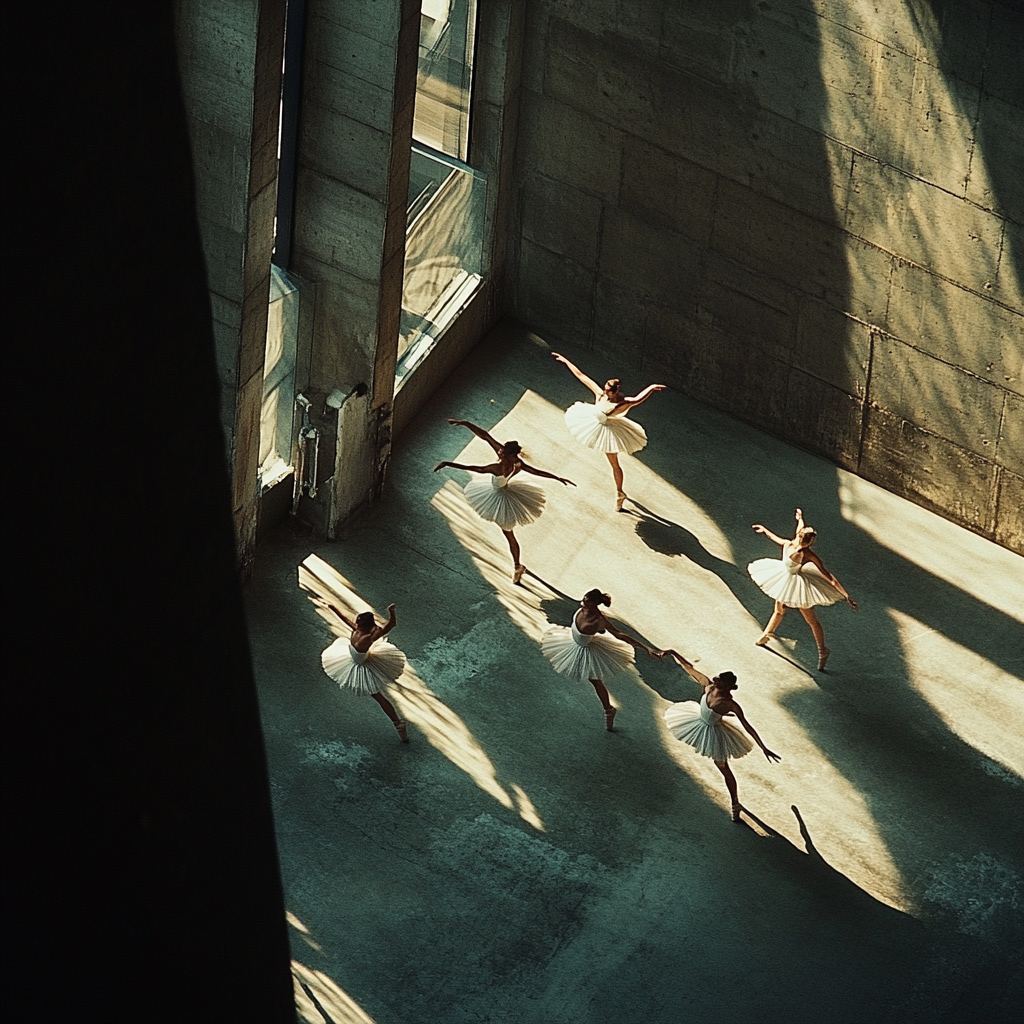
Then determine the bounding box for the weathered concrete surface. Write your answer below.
[247,324,1023,1023]
[510,0,1024,552]
[176,0,285,568]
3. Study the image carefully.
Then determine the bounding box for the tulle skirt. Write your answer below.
[664,702,754,760]
[463,476,546,530]
[321,639,407,697]
[747,558,843,608]
[539,626,635,680]
[564,403,647,454]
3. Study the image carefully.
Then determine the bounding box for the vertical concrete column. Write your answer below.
[175,0,286,572]
[291,0,419,534]
[473,0,526,316]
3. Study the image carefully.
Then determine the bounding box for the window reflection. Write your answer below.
[398,147,485,385]
[414,0,476,161]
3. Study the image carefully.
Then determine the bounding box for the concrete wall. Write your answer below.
[510,0,1024,552]
[175,0,285,569]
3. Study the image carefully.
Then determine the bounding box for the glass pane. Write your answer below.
[259,264,299,490]
[397,146,485,386]
[414,0,477,161]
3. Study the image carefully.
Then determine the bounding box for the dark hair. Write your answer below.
[715,671,738,690]
[604,378,621,392]
[501,440,522,457]
[583,588,611,607]
[355,611,376,631]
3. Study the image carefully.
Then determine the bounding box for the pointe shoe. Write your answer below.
[754,632,776,647]
[394,719,409,743]
[604,707,617,731]
[513,564,525,584]
[731,802,744,822]
[817,647,831,671]
[615,491,627,512]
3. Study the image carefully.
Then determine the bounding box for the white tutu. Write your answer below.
[463,473,546,530]
[321,638,407,697]
[747,554,843,608]
[564,399,647,454]
[540,619,635,680]
[664,695,753,760]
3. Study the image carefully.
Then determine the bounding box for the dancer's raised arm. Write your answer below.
[620,383,667,408]
[518,459,575,486]
[370,603,397,641]
[751,523,788,546]
[552,352,602,397]
[447,418,503,456]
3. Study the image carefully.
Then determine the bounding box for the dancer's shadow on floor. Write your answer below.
[625,502,817,678]
[742,805,922,927]
[523,568,694,703]
[625,501,765,620]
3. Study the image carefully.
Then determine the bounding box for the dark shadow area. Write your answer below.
[4,7,295,1021]
[625,499,768,623]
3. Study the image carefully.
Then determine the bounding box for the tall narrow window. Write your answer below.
[397,0,484,388]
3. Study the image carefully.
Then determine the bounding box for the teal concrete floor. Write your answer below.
[245,322,1024,1024]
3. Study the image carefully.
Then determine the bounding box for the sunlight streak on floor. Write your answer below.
[838,472,1024,620]
[292,960,377,1024]
[298,553,545,830]
[889,607,1024,782]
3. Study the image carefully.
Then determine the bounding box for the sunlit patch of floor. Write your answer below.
[298,553,545,830]
[292,959,377,1024]
[839,472,1024,619]
[889,607,1024,782]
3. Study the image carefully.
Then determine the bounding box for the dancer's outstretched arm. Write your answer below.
[659,649,711,688]
[600,614,657,657]
[729,701,782,762]
[552,352,602,397]
[434,460,500,474]
[518,459,575,486]
[447,418,503,456]
[800,550,858,609]
[312,597,356,630]
[620,383,667,408]
[751,523,787,546]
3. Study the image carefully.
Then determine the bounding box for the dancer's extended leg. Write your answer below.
[606,453,627,510]
[714,759,742,820]
[589,677,617,730]
[502,529,524,583]
[371,692,408,742]
[799,607,829,670]
[756,601,787,645]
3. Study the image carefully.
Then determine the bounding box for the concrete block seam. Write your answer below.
[868,328,1022,397]
[858,245,1021,320]
[818,127,1016,221]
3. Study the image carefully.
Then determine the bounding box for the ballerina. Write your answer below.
[540,589,657,730]
[434,418,575,583]
[747,507,858,671]
[552,351,666,510]
[317,599,410,742]
[657,649,781,821]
